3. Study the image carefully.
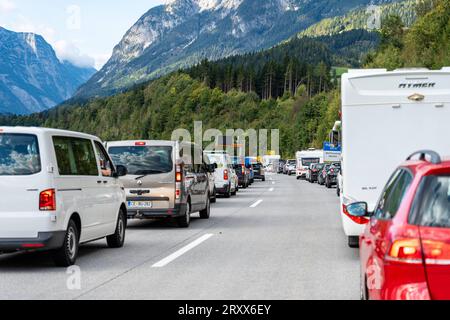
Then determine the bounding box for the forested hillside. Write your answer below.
[1,0,447,157]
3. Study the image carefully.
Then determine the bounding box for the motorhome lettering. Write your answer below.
[399,82,436,89]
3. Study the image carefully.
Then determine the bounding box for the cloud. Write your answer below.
[0,0,16,14]
[53,40,96,69]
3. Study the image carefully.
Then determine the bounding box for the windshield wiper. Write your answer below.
[134,170,167,180]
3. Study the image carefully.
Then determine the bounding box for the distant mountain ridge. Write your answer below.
[0,27,96,115]
[75,0,401,99]
[300,0,417,37]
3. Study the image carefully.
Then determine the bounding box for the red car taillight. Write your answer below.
[387,234,450,265]
[224,169,229,181]
[388,239,423,264]
[39,189,56,211]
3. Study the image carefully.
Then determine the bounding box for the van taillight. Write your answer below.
[135,142,146,146]
[39,189,56,211]
[224,169,229,181]
[176,165,182,182]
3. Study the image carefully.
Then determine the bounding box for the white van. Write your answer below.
[204,151,238,198]
[295,149,323,179]
[0,127,128,266]
[340,67,450,248]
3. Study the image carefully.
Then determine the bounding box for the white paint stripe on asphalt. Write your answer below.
[152,234,214,268]
[272,181,275,185]
[250,199,263,208]
[269,188,274,192]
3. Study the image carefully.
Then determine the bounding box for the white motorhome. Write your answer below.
[340,67,450,248]
[295,149,323,179]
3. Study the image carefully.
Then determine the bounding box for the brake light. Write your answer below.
[342,204,369,225]
[388,239,423,263]
[224,169,229,180]
[135,141,146,146]
[242,167,245,175]
[422,240,450,265]
[39,189,56,211]
[176,165,182,182]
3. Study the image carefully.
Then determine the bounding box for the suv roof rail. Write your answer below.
[406,150,442,164]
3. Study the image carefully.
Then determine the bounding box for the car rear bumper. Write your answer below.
[216,184,231,194]
[0,231,66,253]
[127,203,187,219]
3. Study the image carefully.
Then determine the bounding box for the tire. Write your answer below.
[211,188,217,203]
[225,185,231,199]
[52,220,79,267]
[348,236,360,248]
[337,186,340,197]
[199,197,210,219]
[262,177,266,182]
[107,208,126,248]
[296,176,300,180]
[177,201,191,228]
[360,276,369,300]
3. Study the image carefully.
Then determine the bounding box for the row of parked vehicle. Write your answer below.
[0,127,266,267]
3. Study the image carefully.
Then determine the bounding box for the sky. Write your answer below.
[0,0,165,69]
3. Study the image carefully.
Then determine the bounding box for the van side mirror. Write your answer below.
[346,202,369,217]
[115,165,128,177]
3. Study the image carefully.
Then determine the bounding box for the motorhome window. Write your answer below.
[53,137,99,176]
[108,146,173,175]
[302,158,320,167]
[0,134,41,176]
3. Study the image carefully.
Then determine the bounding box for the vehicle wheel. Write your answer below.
[262,177,266,182]
[107,208,126,248]
[211,188,217,203]
[231,186,237,196]
[337,186,340,197]
[52,220,79,267]
[177,201,191,228]
[348,236,360,248]
[199,197,210,219]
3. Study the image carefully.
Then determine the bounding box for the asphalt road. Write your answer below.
[0,174,359,300]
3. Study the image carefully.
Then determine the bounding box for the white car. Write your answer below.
[204,151,238,198]
[0,127,128,266]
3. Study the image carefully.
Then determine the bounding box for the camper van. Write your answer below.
[295,149,323,179]
[340,67,450,248]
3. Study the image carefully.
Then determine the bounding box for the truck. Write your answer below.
[340,67,450,248]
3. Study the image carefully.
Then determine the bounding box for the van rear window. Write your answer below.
[0,133,41,176]
[108,146,173,175]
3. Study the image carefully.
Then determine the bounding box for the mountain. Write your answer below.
[75,0,400,99]
[0,27,96,115]
[300,0,417,37]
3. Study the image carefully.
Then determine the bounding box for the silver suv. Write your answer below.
[107,140,213,228]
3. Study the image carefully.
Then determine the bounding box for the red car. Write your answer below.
[346,150,450,300]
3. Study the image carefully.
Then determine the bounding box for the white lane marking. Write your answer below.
[272,181,275,185]
[250,199,263,208]
[269,188,274,192]
[152,234,214,268]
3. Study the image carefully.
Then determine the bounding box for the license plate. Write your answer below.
[128,201,153,209]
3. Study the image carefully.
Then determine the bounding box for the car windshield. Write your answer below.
[108,146,173,175]
[413,175,450,228]
[0,133,41,176]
